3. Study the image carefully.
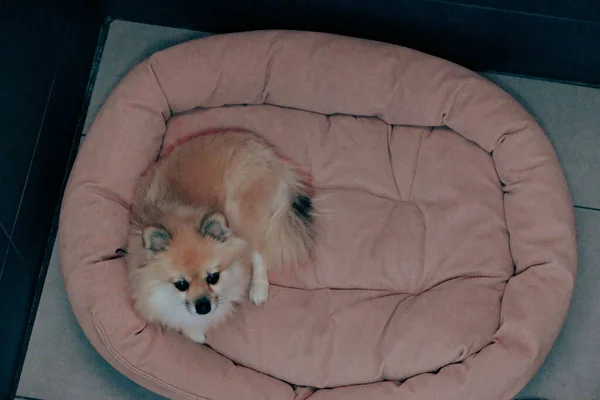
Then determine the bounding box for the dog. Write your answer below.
[125,129,315,343]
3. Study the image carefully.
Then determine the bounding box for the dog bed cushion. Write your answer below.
[59,30,577,400]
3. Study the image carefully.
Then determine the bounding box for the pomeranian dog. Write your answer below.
[125,129,315,343]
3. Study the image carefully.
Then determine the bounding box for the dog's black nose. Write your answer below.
[194,297,211,315]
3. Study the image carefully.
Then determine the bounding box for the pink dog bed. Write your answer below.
[59,31,577,400]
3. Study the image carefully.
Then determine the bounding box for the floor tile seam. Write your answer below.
[0,68,60,281]
[0,222,28,272]
[574,205,600,212]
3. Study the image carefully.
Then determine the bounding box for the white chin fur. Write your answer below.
[137,261,248,342]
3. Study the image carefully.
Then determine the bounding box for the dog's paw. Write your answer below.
[249,281,269,306]
[182,329,206,344]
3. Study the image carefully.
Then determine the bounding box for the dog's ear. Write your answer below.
[142,226,171,252]
[200,212,230,242]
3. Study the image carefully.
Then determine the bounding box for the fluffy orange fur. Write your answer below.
[125,130,315,343]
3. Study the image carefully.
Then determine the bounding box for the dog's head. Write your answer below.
[127,209,249,325]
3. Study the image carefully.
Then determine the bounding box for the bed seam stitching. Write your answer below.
[407,127,428,200]
[147,57,173,117]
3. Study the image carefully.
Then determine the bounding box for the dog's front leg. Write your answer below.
[249,251,269,305]
[181,326,207,344]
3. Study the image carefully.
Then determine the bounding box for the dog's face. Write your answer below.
[128,211,249,328]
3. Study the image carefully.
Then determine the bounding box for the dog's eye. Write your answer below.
[174,280,189,291]
[205,272,220,285]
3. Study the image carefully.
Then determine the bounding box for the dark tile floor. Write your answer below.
[0,2,101,397]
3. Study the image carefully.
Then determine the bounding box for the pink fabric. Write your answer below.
[59,30,576,400]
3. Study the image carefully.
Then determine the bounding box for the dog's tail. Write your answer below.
[264,163,316,269]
